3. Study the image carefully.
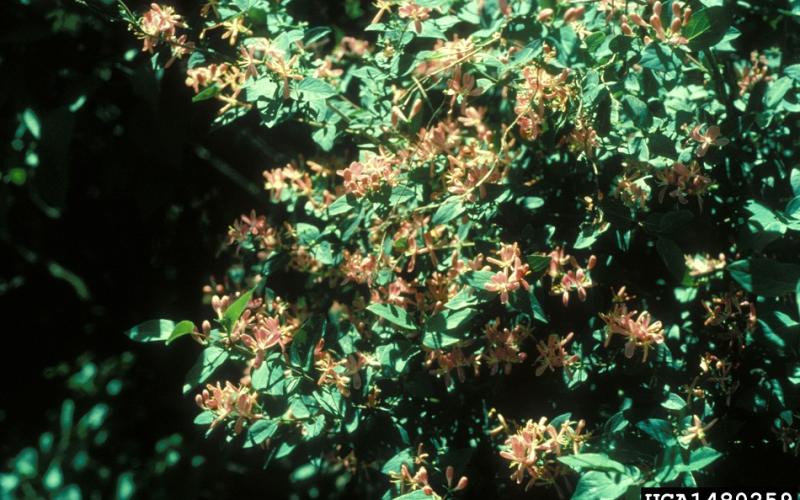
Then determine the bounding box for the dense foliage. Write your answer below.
[43,0,800,498]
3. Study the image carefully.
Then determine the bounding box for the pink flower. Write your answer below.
[691,124,729,157]
[485,271,515,304]
[241,316,283,368]
[398,2,431,33]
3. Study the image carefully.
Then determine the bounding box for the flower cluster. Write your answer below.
[484,243,531,304]
[195,381,260,433]
[655,161,714,207]
[480,318,529,375]
[533,332,579,377]
[133,3,186,54]
[337,152,399,197]
[514,64,572,141]
[496,414,587,491]
[620,1,693,46]
[600,288,665,362]
[547,248,596,306]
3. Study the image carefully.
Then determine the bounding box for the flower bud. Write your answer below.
[670,17,682,34]
[422,486,434,496]
[621,22,634,36]
[446,465,455,486]
[672,1,682,19]
[537,8,554,22]
[683,8,692,26]
[629,13,648,27]
[455,476,469,491]
[653,1,663,17]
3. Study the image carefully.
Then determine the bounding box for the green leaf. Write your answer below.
[367,303,417,331]
[327,194,360,216]
[661,393,687,411]
[394,491,431,500]
[529,287,548,323]
[526,254,551,275]
[125,319,175,343]
[422,308,476,348]
[682,447,721,471]
[312,123,337,151]
[784,196,800,220]
[656,237,685,281]
[296,223,321,246]
[432,197,466,226]
[728,258,800,297]
[192,84,220,103]
[557,453,627,474]
[22,109,41,139]
[251,354,285,396]
[604,410,629,434]
[791,168,800,197]
[786,64,800,82]
[247,419,278,446]
[575,222,609,249]
[460,270,495,289]
[296,78,337,101]
[639,43,679,72]
[381,448,414,475]
[637,418,677,446]
[444,288,479,310]
[572,470,635,500]
[166,320,196,345]
[183,346,229,394]
[683,7,730,49]
[765,77,793,109]
[621,95,649,128]
[222,289,254,331]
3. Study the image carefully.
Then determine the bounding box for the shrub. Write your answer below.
[120,0,800,497]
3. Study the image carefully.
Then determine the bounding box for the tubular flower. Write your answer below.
[547,250,596,306]
[691,124,730,158]
[397,2,431,33]
[499,416,587,491]
[533,332,579,377]
[240,315,284,368]
[600,296,665,362]
[337,152,399,197]
[679,414,718,447]
[195,381,260,433]
[484,243,530,303]
[480,318,529,375]
[135,3,186,53]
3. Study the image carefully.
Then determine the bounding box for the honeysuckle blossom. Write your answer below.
[397,2,431,34]
[533,332,579,377]
[600,298,665,362]
[737,51,771,95]
[691,124,730,158]
[240,315,284,368]
[195,381,260,433]
[679,414,718,447]
[515,65,572,141]
[547,250,596,306]
[425,345,478,385]
[685,253,727,276]
[620,1,692,46]
[481,318,529,375]
[655,161,713,207]
[337,152,399,197]
[136,3,185,53]
[484,243,531,303]
[499,416,587,491]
